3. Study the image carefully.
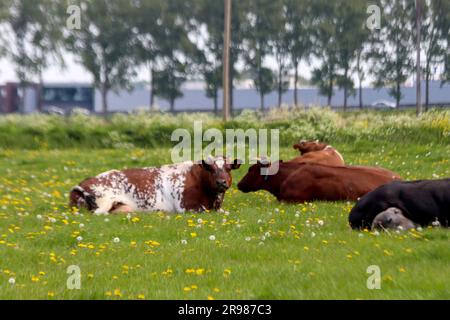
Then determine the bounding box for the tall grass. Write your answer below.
[0,108,448,149]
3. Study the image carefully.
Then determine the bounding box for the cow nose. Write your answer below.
[216,179,228,189]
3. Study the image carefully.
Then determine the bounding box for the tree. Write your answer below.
[370,0,415,108]
[128,0,165,109]
[5,0,63,111]
[431,0,450,88]
[194,0,223,114]
[195,0,247,114]
[65,0,136,115]
[243,0,282,110]
[272,3,289,108]
[152,59,186,111]
[334,0,368,110]
[310,0,368,109]
[284,0,313,107]
[310,0,339,106]
[419,0,445,110]
[203,65,222,114]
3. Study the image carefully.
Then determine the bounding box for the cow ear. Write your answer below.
[200,160,214,172]
[230,159,242,170]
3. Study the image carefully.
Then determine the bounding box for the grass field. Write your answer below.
[0,140,449,300]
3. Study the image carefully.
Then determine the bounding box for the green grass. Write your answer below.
[0,142,449,300]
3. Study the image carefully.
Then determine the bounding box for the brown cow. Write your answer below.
[290,140,345,166]
[70,156,241,214]
[237,161,401,203]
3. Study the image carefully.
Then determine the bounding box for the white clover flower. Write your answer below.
[49,217,56,223]
[197,218,203,224]
[209,235,216,241]
[181,239,187,245]
[260,236,266,241]
[257,219,263,224]
[264,232,270,238]
[36,214,43,220]
[104,218,110,222]
[416,227,423,232]
[113,237,120,243]
[126,213,132,220]
[8,278,15,285]
[373,231,380,236]
[295,213,300,218]
[317,220,324,226]
[76,236,83,242]
[358,233,364,237]
[79,223,85,228]
[311,232,316,238]
[245,236,251,241]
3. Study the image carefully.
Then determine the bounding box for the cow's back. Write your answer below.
[279,164,399,202]
[289,148,344,167]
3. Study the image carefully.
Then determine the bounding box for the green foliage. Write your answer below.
[0,110,449,150]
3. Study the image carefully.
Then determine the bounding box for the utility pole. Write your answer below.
[416,0,422,116]
[222,0,231,121]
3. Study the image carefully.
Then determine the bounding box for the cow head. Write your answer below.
[198,156,242,193]
[371,207,416,231]
[237,159,279,193]
[293,140,328,154]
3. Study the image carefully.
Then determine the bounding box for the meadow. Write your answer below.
[0,109,449,300]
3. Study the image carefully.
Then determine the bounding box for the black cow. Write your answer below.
[349,179,450,229]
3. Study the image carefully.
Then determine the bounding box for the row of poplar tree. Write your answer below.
[1,0,449,112]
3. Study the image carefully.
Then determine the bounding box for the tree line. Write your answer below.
[0,0,449,114]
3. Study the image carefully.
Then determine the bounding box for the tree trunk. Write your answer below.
[425,61,430,111]
[260,93,264,111]
[396,81,400,109]
[149,65,155,110]
[359,80,363,109]
[37,72,43,112]
[277,65,282,108]
[293,61,299,108]
[343,67,348,111]
[170,99,175,112]
[213,91,218,115]
[344,87,348,112]
[327,76,333,107]
[101,83,108,117]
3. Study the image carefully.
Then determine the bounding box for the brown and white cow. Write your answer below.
[70,156,241,215]
[237,161,401,203]
[290,140,345,167]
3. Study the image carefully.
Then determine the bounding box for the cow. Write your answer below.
[237,161,401,203]
[69,156,241,215]
[348,179,450,230]
[290,140,345,167]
